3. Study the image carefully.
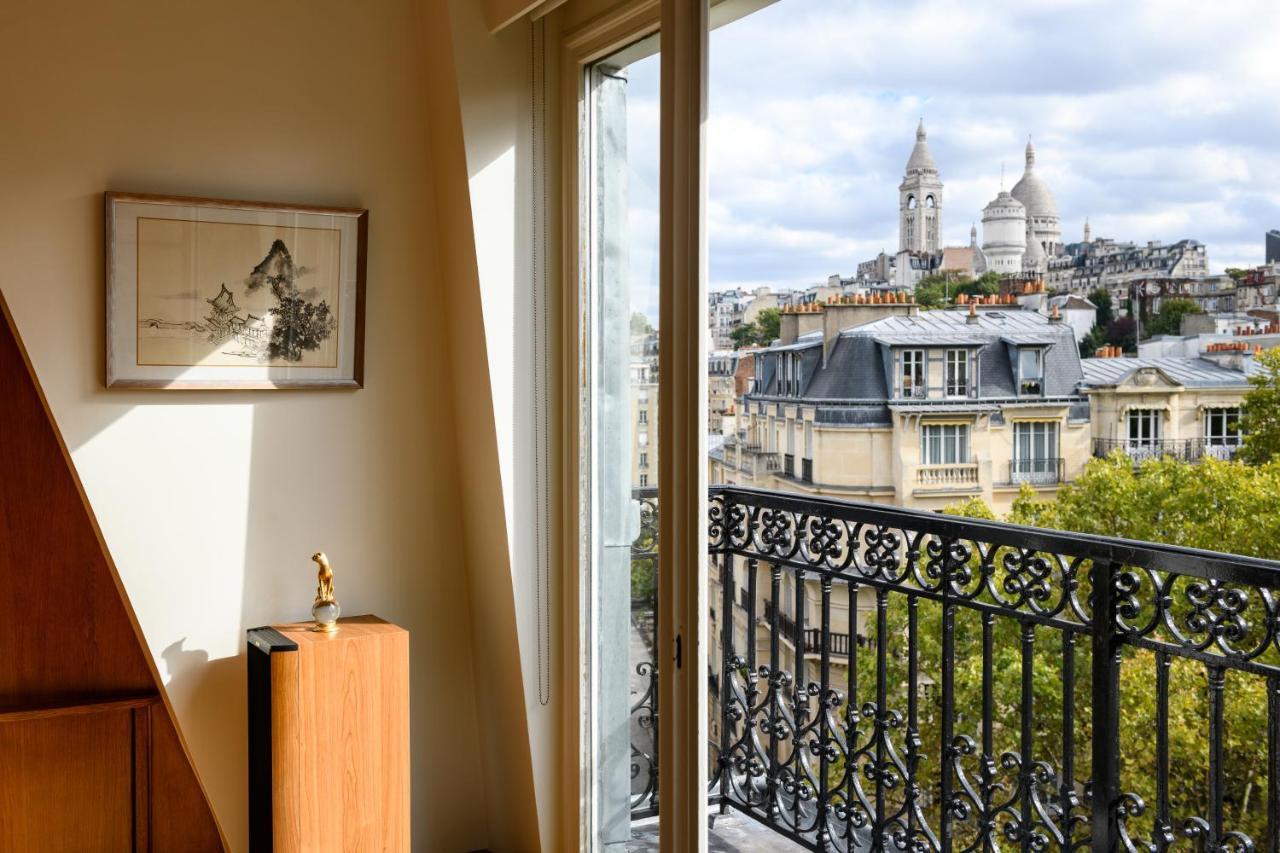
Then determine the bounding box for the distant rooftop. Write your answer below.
[1080,356,1255,388]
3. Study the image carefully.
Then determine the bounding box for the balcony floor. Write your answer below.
[628,812,806,851]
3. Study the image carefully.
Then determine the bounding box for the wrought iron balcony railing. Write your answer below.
[802,457,814,484]
[784,453,796,478]
[1009,456,1064,485]
[628,484,1280,850]
[1093,438,1243,464]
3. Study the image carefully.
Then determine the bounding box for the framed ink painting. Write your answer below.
[105,192,366,389]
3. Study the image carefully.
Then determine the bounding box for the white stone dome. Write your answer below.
[982,190,1024,219]
[1010,139,1058,219]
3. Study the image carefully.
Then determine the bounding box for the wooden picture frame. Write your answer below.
[105,192,367,389]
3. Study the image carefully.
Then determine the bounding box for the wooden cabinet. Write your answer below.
[248,617,410,852]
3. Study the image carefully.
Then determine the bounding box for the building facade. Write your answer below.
[1046,238,1210,293]
[712,301,1093,515]
[1081,347,1253,463]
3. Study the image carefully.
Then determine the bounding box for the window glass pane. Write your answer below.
[583,34,660,846]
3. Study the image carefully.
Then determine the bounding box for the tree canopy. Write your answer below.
[1239,347,1280,465]
[729,306,782,348]
[1143,297,1202,338]
[1087,314,1137,354]
[914,271,1001,309]
[935,455,1280,842]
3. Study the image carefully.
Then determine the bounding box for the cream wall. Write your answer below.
[1087,386,1246,443]
[445,0,563,849]
[0,1,497,850]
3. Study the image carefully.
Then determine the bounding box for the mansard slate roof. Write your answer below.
[754,308,1086,415]
[1079,356,1255,389]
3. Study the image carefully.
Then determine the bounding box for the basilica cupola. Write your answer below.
[1010,137,1062,257]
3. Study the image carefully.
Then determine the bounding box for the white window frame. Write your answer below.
[1013,421,1059,482]
[1018,347,1044,396]
[901,349,925,397]
[1204,407,1242,446]
[921,423,970,465]
[945,349,968,397]
[1204,407,1242,460]
[1127,408,1163,461]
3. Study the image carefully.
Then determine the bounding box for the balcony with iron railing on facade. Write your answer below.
[778,454,815,486]
[1008,456,1065,485]
[1093,438,1242,464]
[627,484,1280,851]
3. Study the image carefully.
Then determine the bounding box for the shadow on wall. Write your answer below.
[39,161,492,853]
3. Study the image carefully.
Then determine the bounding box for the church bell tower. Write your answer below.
[899,119,944,254]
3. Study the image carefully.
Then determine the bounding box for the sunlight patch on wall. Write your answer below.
[72,402,256,672]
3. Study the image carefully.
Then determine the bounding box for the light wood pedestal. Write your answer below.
[248,616,409,852]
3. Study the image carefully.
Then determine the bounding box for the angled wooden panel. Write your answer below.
[0,291,224,850]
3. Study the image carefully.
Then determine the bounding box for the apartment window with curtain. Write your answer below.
[1013,420,1059,483]
[921,423,969,465]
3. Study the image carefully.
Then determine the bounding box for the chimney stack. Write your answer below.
[819,294,918,365]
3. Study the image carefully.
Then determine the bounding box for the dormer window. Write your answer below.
[777,352,801,396]
[900,349,925,398]
[1018,348,1044,396]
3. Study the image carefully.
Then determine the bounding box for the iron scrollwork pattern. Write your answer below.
[701,486,1280,852]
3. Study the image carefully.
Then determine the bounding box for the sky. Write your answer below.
[618,0,1280,318]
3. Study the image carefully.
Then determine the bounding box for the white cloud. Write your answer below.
[621,0,1280,291]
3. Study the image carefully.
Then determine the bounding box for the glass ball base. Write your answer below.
[312,599,341,633]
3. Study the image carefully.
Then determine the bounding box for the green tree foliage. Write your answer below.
[1239,347,1280,465]
[1077,288,1115,357]
[1144,297,1202,338]
[1089,287,1114,327]
[1226,267,1250,282]
[756,307,782,343]
[1078,312,1136,356]
[1079,326,1106,358]
[939,456,1280,843]
[729,322,759,349]
[914,272,1002,309]
[728,307,783,348]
